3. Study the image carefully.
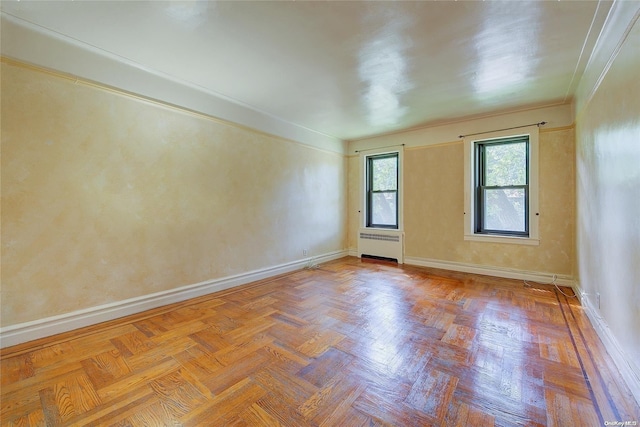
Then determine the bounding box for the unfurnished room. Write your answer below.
[1,1,639,425]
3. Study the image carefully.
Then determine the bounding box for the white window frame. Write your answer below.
[360,146,404,231]
[463,126,539,245]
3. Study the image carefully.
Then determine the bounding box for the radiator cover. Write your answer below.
[358,229,404,264]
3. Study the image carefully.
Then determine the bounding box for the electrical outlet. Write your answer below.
[303,249,308,256]
[596,292,601,309]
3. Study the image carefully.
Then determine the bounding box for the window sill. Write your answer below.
[362,227,404,234]
[464,234,539,246]
[365,227,402,231]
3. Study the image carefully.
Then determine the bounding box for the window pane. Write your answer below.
[372,157,397,191]
[485,142,526,186]
[483,188,525,232]
[372,192,397,226]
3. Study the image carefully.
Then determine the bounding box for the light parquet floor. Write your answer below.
[1,257,638,426]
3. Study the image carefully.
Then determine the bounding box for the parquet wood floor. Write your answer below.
[1,257,638,426]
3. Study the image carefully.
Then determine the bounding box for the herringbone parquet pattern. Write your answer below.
[1,257,638,426]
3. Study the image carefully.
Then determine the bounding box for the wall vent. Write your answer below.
[358,230,404,264]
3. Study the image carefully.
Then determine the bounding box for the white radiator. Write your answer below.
[358,230,404,264]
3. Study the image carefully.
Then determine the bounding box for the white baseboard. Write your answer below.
[0,250,349,349]
[574,282,640,406]
[403,256,575,287]
[348,248,358,257]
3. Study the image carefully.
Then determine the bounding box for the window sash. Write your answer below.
[367,153,399,229]
[475,137,529,237]
[476,185,529,235]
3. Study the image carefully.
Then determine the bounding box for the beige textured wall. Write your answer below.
[348,126,575,276]
[1,60,346,326]
[575,16,640,377]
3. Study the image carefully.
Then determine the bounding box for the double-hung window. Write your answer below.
[475,136,529,236]
[366,152,399,229]
[464,127,539,245]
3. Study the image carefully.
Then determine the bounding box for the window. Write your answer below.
[366,152,399,229]
[464,126,539,245]
[475,136,529,236]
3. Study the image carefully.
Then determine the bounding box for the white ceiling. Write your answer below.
[1,1,609,142]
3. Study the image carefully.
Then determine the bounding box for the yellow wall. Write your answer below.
[348,126,575,276]
[1,60,346,326]
[575,15,640,381]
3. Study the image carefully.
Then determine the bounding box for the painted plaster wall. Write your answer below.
[347,114,575,277]
[574,15,640,381]
[1,60,346,327]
